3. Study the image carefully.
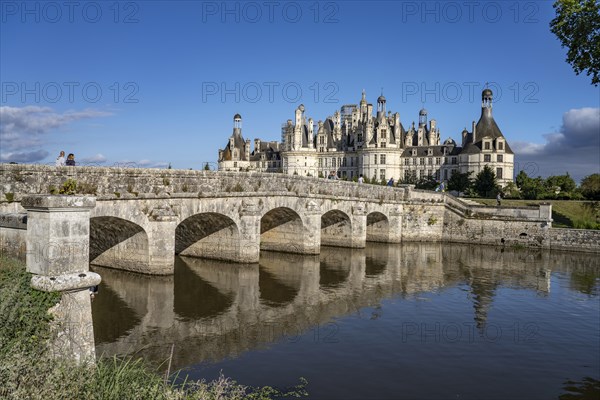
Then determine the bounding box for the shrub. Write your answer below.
[59,179,77,195]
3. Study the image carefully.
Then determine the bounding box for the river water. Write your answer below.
[91,243,600,399]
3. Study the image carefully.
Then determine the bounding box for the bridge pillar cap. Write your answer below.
[22,195,96,210]
[31,271,101,292]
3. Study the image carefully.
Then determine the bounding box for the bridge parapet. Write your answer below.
[0,163,408,203]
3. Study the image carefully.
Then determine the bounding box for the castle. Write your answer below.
[218,89,514,186]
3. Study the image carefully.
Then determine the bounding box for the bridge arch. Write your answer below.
[260,206,306,253]
[90,216,150,273]
[366,212,390,242]
[321,209,352,247]
[175,212,241,262]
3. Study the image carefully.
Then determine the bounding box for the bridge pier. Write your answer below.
[350,206,367,248]
[147,206,178,274]
[303,210,322,254]
[238,201,261,263]
[22,195,101,364]
[388,206,404,243]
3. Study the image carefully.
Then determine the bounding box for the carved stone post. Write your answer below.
[22,195,100,364]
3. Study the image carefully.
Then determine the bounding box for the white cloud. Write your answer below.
[0,106,112,163]
[80,153,107,164]
[114,159,170,169]
[514,107,600,183]
[0,150,49,163]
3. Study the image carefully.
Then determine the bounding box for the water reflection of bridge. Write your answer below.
[93,243,599,370]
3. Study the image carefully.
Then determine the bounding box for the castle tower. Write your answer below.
[419,108,427,127]
[233,113,242,133]
[377,94,386,118]
[360,89,367,120]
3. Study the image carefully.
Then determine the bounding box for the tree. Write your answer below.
[415,175,438,190]
[448,171,473,196]
[503,181,521,199]
[580,173,600,199]
[545,173,577,197]
[550,0,600,86]
[516,170,530,189]
[474,165,499,197]
[516,170,546,199]
[399,172,418,185]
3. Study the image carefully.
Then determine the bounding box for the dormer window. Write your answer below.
[484,141,491,150]
[427,149,433,156]
[497,140,504,151]
[412,149,417,156]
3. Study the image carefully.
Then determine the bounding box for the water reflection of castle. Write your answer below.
[92,243,598,370]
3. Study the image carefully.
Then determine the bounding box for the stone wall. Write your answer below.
[0,164,408,204]
[0,213,27,260]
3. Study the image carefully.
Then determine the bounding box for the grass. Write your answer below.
[470,199,600,229]
[0,255,308,400]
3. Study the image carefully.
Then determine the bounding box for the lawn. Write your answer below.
[470,199,600,229]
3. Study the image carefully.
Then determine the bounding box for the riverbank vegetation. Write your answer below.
[471,198,600,230]
[0,255,308,399]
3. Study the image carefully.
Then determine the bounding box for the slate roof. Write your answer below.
[462,108,514,154]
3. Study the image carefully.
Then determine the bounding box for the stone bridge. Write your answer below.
[1,164,598,278]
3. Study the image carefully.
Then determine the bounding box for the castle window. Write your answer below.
[451,157,457,165]
[497,154,503,162]
[498,142,504,150]
[332,158,336,167]
[412,158,417,165]
[351,157,354,167]
[428,149,433,156]
[405,158,410,166]
[380,169,386,181]
[381,143,386,148]
[496,168,503,179]
[381,130,387,139]
[380,154,386,164]
[428,158,433,165]
[319,159,323,167]
[234,162,237,168]
[420,158,425,165]
[436,157,441,165]
[484,141,491,150]
[444,170,448,180]
[484,154,491,162]
[412,150,417,156]
[374,155,378,164]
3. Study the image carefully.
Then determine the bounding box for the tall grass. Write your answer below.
[0,255,308,399]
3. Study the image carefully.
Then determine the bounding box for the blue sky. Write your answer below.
[1,1,598,181]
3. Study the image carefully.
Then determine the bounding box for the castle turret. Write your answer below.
[377,94,386,119]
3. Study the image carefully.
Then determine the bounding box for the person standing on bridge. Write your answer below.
[55,151,65,166]
[387,177,394,187]
[358,174,364,184]
[66,153,76,166]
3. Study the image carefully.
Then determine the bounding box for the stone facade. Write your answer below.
[218,89,514,186]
